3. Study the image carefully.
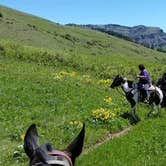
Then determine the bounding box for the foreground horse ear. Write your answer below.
[24,124,39,158]
[65,123,85,160]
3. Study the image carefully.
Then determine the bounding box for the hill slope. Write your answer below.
[0,5,166,59]
[1,5,166,80]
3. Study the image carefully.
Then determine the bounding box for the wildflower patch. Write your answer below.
[98,79,112,84]
[53,70,77,80]
[91,108,116,123]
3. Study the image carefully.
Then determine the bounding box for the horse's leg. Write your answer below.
[127,93,140,123]
[131,106,137,123]
[147,103,154,117]
[130,103,140,123]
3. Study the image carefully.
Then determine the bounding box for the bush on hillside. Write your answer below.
[27,23,37,30]
[0,45,4,51]
[0,12,3,18]
[157,47,166,53]
[0,41,69,67]
[61,34,78,43]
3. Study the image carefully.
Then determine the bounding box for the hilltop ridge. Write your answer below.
[72,24,166,51]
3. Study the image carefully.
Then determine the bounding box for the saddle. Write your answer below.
[138,84,153,102]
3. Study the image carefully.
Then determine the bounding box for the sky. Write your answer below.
[0,0,166,32]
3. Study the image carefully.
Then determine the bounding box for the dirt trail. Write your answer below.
[84,126,132,154]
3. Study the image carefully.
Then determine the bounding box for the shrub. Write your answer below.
[0,12,3,18]
[27,23,37,30]
[61,34,78,43]
[0,45,4,51]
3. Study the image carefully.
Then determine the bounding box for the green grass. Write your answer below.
[1,5,166,166]
[0,40,166,165]
[77,114,166,166]
[0,57,130,165]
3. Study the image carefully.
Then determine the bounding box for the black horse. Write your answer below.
[147,73,166,116]
[24,124,85,166]
[157,72,166,90]
[110,75,164,123]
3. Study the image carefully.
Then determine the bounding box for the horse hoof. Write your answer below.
[133,120,139,125]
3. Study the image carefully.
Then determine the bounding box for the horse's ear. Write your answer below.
[24,124,39,158]
[65,123,85,161]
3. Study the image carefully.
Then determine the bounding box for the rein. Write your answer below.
[48,150,73,166]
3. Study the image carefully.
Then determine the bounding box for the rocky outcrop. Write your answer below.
[79,24,166,49]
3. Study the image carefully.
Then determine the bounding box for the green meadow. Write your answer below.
[0,5,166,165]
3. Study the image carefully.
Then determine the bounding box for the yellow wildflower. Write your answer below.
[104,96,112,104]
[69,121,73,125]
[20,134,25,140]
[69,120,83,128]
[99,79,112,84]
[53,70,78,80]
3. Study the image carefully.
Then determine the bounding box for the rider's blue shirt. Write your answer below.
[139,69,150,83]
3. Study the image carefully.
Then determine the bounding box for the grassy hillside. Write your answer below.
[0,5,166,61]
[1,5,166,80]
[0,5,166,166]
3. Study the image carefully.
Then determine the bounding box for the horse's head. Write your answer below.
[24,124,85,166]
[110,75,124,88]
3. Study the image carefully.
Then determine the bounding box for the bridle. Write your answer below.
[32,150,73,166]
[48,150,73,166]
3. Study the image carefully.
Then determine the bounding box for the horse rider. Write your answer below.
[137,64,151,102]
